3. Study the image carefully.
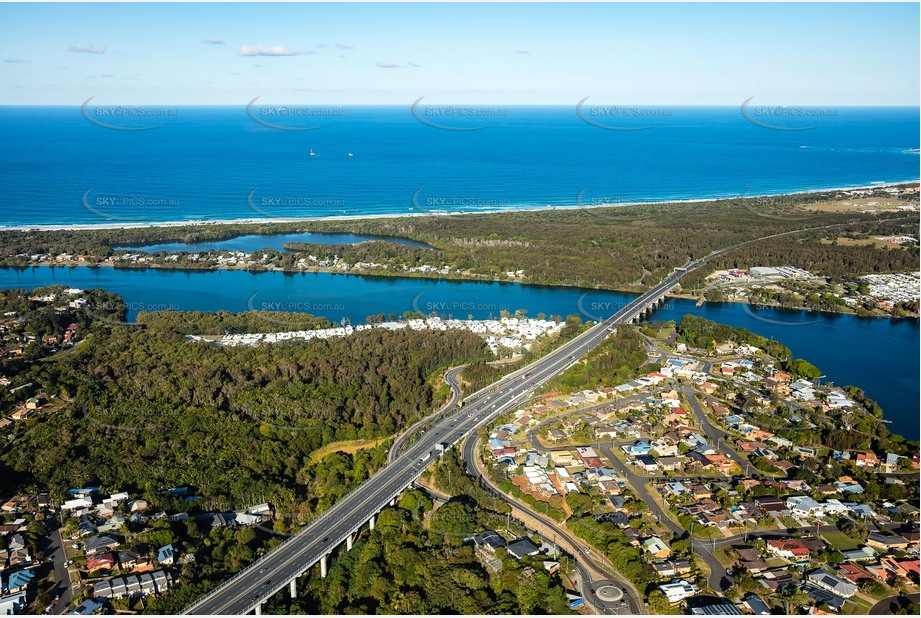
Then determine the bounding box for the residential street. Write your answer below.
[45,525,74,614]
[679,384,760,477]
[462,433,643,615]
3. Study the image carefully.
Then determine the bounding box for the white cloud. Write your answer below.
[202,38,225,45]
[239,45,303,57]
[377,61,419,69]
[68,44,107,54]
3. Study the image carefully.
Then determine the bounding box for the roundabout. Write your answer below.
[596,584,625,603]
[582,578,629,614]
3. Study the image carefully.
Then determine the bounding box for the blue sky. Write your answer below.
[1,2,918,105]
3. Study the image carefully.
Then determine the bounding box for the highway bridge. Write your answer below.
[181,218,903,615]
[182,265,685,614]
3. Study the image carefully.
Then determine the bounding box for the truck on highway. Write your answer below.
[419,452,432,464]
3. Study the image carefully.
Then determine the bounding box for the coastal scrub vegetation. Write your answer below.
[264,489,573,615]
[2,187,915,295]
[0,303,491,527]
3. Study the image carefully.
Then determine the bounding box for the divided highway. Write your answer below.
[184,217,875,615]
[183,269,682,614]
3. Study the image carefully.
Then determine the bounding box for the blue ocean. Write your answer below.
[0,105,918,226]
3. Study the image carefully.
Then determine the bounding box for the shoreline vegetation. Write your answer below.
[1,183,917,319]
[0,286,917,613]
[1,180,917,233]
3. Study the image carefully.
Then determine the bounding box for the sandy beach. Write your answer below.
[0,180,916,233]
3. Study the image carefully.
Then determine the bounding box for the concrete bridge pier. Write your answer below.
[369,514,376,531]
[390,497,397,507]
[320,554,328,578]
[346,533,354,551]
[255,603,262,615]
[289,578,297,599]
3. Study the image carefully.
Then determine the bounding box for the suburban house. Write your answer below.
[658,580,699,604]
[473,531,506,553]
[83,534,122,556]
[635,454,659,473]
[807,569,858,598]
[867,532,910,551]
[766,539,811,562]
[786,496,824,518]
[742,593,771,615]
[86,553,116,573]
[156,544,178,566]
[92,570,171,600]
[506,537,540,559]
[643,536,672,559]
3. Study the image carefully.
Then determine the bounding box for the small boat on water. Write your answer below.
[348,152,353,157]
[309,149,316,157]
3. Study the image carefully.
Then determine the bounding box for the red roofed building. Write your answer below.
[837,562,877,584]
[704,453,737,473]
[898,560,920,581]
[86,552,116,572]
[664,408,687,425]
[766,539,810,561]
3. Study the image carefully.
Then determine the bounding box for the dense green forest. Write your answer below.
[0,312,490,527]
[135,309,332,335]
[676,314,792,360]
[680,222,919,289]
[2,187,915,291]
[249,489,573,615]
[547,325,647,392]
[283,240,436,267]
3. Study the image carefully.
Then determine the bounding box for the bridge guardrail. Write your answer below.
[185,271,683,612]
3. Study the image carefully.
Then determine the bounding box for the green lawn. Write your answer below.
[779,515,800,528]
[712,547,736,568]
[821,530,862,551]
[843,596,873,615]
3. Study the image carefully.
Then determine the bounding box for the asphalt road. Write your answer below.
[869,592,920,614]
[679,384,760,478]
[182,221,875,614]
[387,365,465,464]
[521,388,760,593]
[461,432,642,615]
[183,268,684,614]
[45,525,74,614]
